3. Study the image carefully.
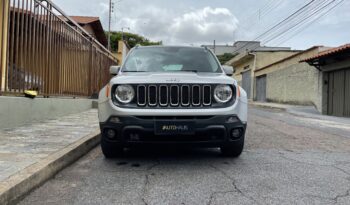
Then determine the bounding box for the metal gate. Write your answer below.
[256,75,267,102]
[0,0,117,97]
[327,68,350,117]
[242,70,251,99]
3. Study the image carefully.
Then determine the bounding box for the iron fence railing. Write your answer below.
[0,0,117,97]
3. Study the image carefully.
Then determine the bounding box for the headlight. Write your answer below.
[214,85,233,103]
[114,85,135,104]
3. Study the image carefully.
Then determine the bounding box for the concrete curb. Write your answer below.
[0,130,101,205]
[249,102,288,111]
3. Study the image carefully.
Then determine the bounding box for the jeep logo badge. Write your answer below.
[165,78,180,83]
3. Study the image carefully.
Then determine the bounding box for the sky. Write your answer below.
[54,0,350,50]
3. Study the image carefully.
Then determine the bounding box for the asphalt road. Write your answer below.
[19,106,350,205]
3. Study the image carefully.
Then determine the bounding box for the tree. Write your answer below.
[107,31,162,52]
[216,53,238,65]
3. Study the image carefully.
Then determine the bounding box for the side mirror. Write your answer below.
[110,66,120,75]
[222,65,234,76]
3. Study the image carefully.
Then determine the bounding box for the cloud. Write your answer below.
[115,6,239,45]
[54,0,350,49]
[170,7,239,44]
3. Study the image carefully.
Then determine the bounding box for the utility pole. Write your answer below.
[108,0,113,51]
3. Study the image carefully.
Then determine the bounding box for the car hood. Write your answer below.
[110,72,237,85]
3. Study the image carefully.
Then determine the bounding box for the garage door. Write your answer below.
[242,70,251,99]
[256,75,267,102]
[327,68,350,117]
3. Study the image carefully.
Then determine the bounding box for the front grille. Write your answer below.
[136,84,215,107]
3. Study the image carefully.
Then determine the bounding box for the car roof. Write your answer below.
[136,45,206,50]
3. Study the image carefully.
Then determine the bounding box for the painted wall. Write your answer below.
[230,51,298,99]
[266,63,323,112]
[0,97,94,129]
[255,47,324,77]
[253,47,329,112]
[232,56,254,85]
[255,51,298,69]
[117,41,130,65]
[82,25,97,39]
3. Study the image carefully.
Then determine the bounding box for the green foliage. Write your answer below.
[216,53,237,65]
[107,31,162,52]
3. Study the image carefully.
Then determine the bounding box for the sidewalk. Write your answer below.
[250,101,350,124]
[0,109,101,204]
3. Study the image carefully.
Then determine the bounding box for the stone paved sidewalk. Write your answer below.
[0,110,99,182]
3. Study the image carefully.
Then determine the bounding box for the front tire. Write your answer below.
[220,136,245,157]
[101,139,124,158]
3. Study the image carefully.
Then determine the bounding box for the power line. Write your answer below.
[261,0,333,44]
[253,0,316,43]
[274,0,345,46]
[233,0,341,54]
[264,0,333,45]
[234,0,316,53]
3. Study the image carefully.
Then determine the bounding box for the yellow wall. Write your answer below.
[255,51,298,69]
[116,41,130,65]
[232,56,254,85]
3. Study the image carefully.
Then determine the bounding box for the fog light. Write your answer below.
[227,116,239,123]
[110,117,120,123]
[106,129,117,139]
[231,128,241,139]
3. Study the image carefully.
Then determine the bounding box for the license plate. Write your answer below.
[155,121,195,135]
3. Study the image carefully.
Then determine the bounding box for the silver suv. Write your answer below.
[98,46,248,158]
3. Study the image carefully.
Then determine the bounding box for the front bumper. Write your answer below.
[100,115,246,147]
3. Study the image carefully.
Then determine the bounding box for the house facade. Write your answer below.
[68,16,108,47]
[254,46,329,112]
[226,49,299,99]
[304,44,350,117]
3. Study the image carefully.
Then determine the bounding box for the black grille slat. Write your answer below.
[170,85,180,106]
[192,85,201,106]
[181,85,190,106]
[137,86,146,106]
[203,85,211,106]
[148,85,157,106]
[159,85,168,106]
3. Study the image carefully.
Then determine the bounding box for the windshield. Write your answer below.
[122,47,222,73]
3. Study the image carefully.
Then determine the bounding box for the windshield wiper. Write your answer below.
[172,70,198,73]
[123,70,199,73]
[122,70,147,72]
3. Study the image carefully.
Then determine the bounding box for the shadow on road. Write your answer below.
[121,146,224,158]
[101,146,240,168]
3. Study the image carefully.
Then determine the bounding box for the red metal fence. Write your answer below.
[0,0,117,97]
